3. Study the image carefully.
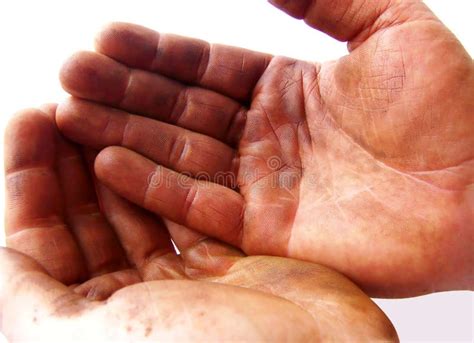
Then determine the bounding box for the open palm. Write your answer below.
[2,107,396,342]
[57,0,473,297]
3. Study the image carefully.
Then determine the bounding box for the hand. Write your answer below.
[1,107,397,342]
[57,0,473,297]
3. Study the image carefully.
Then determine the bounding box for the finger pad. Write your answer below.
[4,109,56,172]
[60,51,129,104]
[95,22,158,69]
[95,147,153,204]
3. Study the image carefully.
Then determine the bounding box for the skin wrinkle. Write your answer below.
[216,53,246,74]
[189,98,240,141]
[167,134,187,170]
[232,202,246,248]
[256,102,285,158]
[118,114,132,148]
[118,67,134,109]
[239,51,246,73]
[210,259,335,339]
[6,225,67,243]
[195,43,212,84]
[333,0,353,25]
[5,165,52,178]
[408,161,474,188]
[168,87,188,125]
[225,107,247,147]
[143,260,185,281]
[349,0,406,48]
[142,251,176,271]
[319,71,471,191]
[181,184,199,226]
[67,202,101,217]
[98,110,115,145]
[303,0,390,42]
[49,290,94,318]
[333,106,461,195]
[208,268,307,311]
[150,32,162,70]
[298,66,316,161]
[358,81,383,147]
[142,165,161,211]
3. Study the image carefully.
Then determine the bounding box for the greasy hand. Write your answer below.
[1,107,397,342]
[57,0,474,297]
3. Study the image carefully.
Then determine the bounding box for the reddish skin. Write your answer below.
[57,0,473,297]
[1,108,397,342]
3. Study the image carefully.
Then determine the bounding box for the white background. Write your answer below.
[0,1,472,342]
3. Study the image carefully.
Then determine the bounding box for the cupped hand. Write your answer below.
[1,107,397,342]
[57,0,473,297]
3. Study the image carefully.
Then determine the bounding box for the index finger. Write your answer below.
[95,22,272,102]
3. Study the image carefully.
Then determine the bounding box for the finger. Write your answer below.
[0,248,91,341]
[165,220,243,278]
[95,22,272,102]
[55,134,129,277]
[164,221,207,253]
[4,109,86,284]
[268,0,429,46]
[57,98,238,186]
[72,269,142,301]
[164,219,243,260]
[85,150,184,282]
[94,147,245,247]
[86,150,179,280]
[59,52,247,146]
[94,182,184,280]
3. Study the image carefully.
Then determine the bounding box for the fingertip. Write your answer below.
[93,21,121,52]
[95,146,115,175]
[95,147,156,207]
[59,51,129,104]
[95,146,152,177]
[94,146,127,181]
[59,51,90,94]
[4,108,56,173]
[94,21,158,69]
[94,22,140,47]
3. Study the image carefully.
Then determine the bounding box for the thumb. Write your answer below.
[268,0,436,45]
[0,248,88,341]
